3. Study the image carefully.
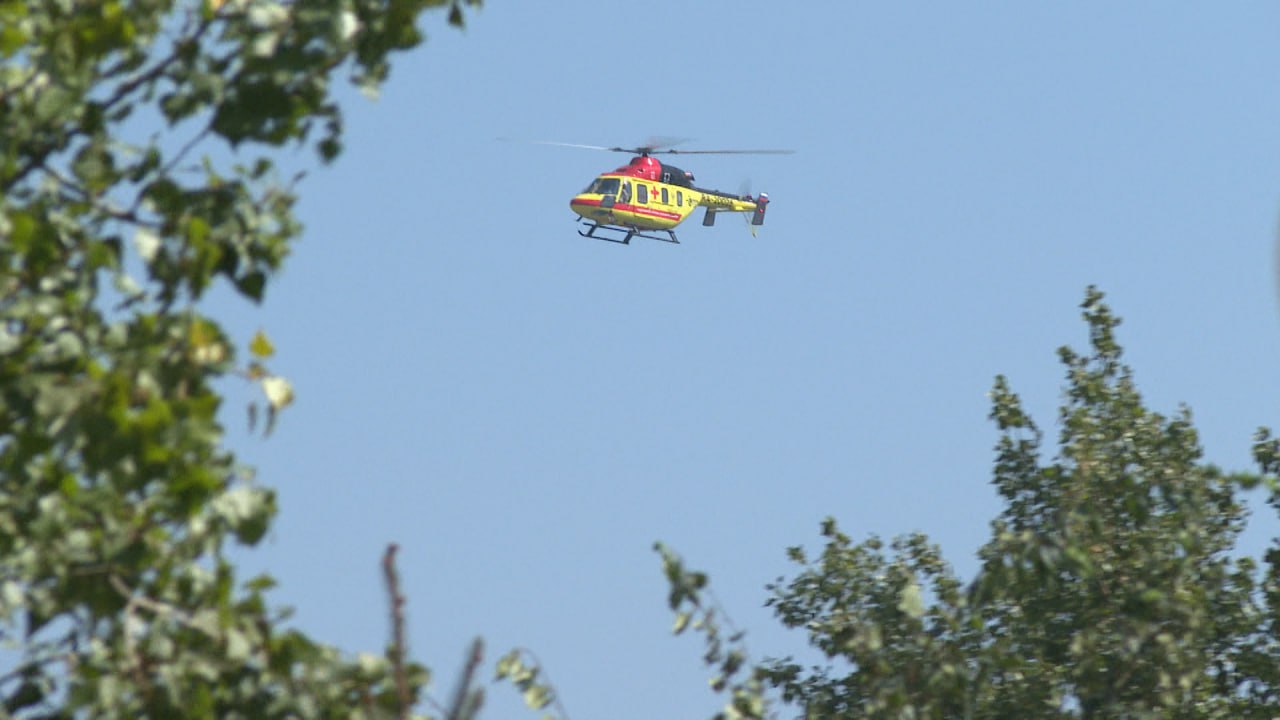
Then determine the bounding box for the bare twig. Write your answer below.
[0,655,65,688]
[37,159,160,229]
[382,543,411,720]
[158,126,212,181]
[446,638,485,720]
[108,575,198,629]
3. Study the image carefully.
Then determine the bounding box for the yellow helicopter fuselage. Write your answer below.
[568,156,766,243]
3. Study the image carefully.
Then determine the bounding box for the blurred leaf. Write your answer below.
[896,580,924,619]
[261,375,293,410]
[673,611,691,634]
[249,329,275,359]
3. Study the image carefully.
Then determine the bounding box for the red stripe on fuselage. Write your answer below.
[570,197,681,222]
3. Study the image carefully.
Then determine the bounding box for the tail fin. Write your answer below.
[750,192,769,226]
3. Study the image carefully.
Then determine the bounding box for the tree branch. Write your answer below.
[446,638,485,720]
[2,16,214,195]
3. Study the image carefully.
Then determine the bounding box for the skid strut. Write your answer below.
[577,220,679,245]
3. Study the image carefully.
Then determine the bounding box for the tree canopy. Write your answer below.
[1,0,480,717]
[665,289,1280,720]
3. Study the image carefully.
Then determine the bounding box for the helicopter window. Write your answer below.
[677,191,684,207]
[661,187,669,204]
[620,182,632,203]
[587,177,620,195]
[637,184,648,204]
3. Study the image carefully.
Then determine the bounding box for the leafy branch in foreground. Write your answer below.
[1,0,478,716]
[493,647,571,720]
[657,542,768,720]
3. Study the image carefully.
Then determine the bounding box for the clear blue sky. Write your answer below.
[208,3,1280,718]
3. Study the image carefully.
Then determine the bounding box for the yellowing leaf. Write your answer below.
[897,581,924,619]
[522,685,551,710]
[134,227,160,263]
[189,319,227,365]
[249,329,275,359]
[673,611,691,634]
[261,375,293,410]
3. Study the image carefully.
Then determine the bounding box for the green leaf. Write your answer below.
[236,270,267,302]
[0,23,26,58]
[8,211,36,248]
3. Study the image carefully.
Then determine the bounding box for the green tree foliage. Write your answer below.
[1,0,475,716]
[666,289,1280,719]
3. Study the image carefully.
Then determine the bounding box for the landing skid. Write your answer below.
[577,220,679,245]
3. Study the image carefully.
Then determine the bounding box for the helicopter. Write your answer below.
[537,141,792,245]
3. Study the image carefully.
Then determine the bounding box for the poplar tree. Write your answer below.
[667,290,1280,719]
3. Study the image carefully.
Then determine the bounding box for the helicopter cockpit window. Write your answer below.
[586,177,621,195]
[620,182,632,203]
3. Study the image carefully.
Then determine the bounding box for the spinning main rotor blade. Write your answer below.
[523,140,624,152]
[522,140,794,156]
[654,148,795,155]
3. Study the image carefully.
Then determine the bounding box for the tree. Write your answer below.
[664,288,1280,719]
[0,0,482,716]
